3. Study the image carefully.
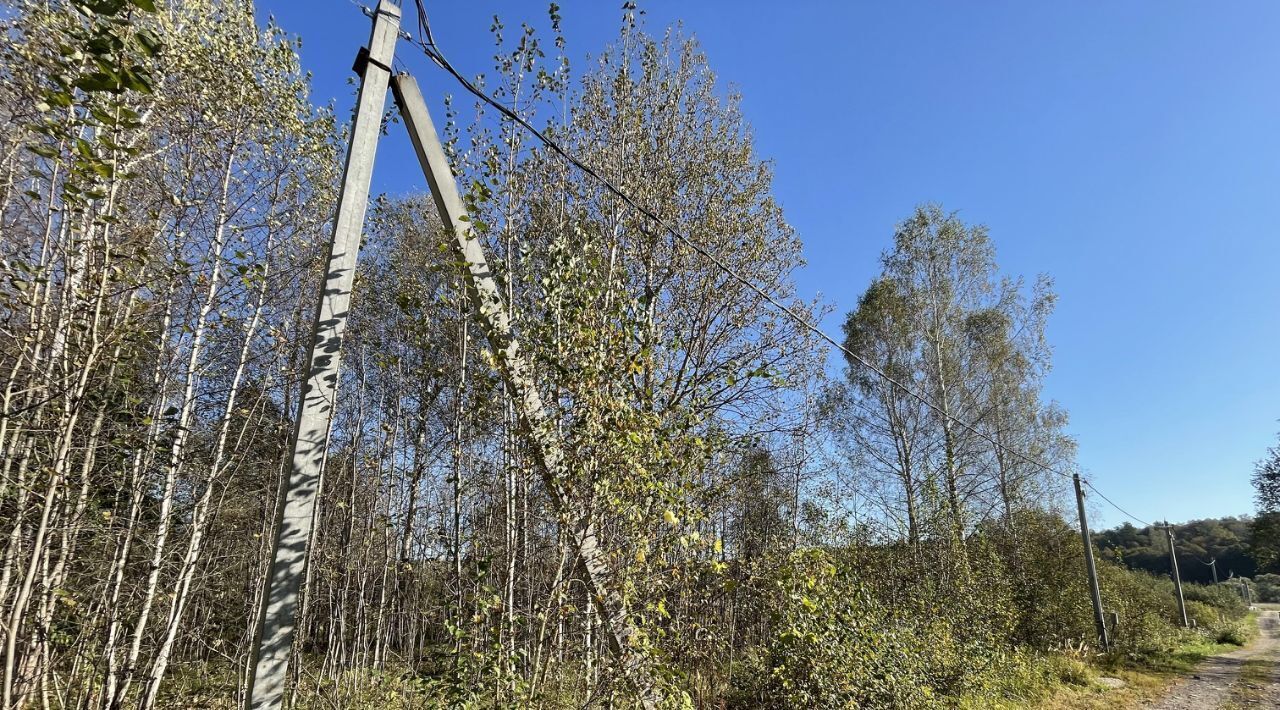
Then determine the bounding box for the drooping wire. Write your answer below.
[1083,483,1152,527]
[392,0,1153,529]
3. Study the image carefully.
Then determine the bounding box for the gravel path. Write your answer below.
[1141,610,1280,710]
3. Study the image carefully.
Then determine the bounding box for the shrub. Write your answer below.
[1096,564,1185,655]
[1046,654,1094,686]
[1256,574,1280,602]
[1183,583,1247,619]
[733,550,943,709]
[1214,618,1256,646]
[999,513,1098,650]
[1179,582,1255,646]
[1185,600,1223,630]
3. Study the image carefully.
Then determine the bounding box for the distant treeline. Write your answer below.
[1095,517,1258,584]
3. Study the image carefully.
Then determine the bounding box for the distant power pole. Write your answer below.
[1073,474,1110,651]
[1166,524,1189,628]
[1207,558,1218,585]
[245,2,400,709]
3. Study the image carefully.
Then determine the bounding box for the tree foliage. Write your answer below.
[0,2,1258,708]
[1251,431,1280,571]
[1095,517,1257,582]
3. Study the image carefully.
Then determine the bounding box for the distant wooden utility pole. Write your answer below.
[390,71,660,709]
[1073,474,1110,651]
[245,3,400,708]
[1206,558,1219,585]
[1166,524,1189,628]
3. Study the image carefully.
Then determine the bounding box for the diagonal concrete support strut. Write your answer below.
[391,72,661,709]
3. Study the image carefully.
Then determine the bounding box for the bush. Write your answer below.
[732,550,943,709]
[1096,564,1186,655]
[1183,583,1247,619]
[728,520,1258,709]
[731,544,1029,709]
[1185,600,1223,630]
[1256,574,1280,602]
[1045,654,1094,686]
[1215,618,1256,646]
[732,550,967,710]
[1178,583,1255,647]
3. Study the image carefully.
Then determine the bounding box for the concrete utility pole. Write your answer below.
[1166,525,1189,628]
[390,71,660,710]
[245,3,399,708]
[1207,558,1219,585]
[1073,474,1110,651]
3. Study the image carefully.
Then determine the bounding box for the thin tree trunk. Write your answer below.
[139,237,273,709]
[111,142,239,709]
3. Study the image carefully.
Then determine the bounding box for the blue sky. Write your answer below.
[258,0,1280,529]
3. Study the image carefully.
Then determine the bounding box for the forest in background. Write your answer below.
[1095,517,1258,585]
[0,1,1269,708]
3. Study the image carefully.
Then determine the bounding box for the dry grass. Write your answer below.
[1012,640,1243,710]
[1026,669,1166,709]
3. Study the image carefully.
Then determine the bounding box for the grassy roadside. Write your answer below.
[963,617,1260,710]
[1029,613,1263,710]
[1030,638,1242,709]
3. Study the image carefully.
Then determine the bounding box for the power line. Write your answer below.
[1083,483,1152,528]
[391,0,1152,529]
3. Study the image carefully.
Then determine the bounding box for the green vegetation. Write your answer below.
[0,1,1270,708]
[1251,432,1280,574]
[1095,517,1256,582]
[662,513,1251,708]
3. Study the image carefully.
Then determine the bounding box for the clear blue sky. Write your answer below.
[259,0,1280,529]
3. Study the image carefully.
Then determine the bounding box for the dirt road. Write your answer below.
[1141,610,1280,710]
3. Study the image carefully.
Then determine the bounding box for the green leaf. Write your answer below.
[83,0,130,16]
[120,66,153,93]
[134,29,162,56]
[75,71,121,93]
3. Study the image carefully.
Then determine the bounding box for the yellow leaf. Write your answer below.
[663,510,679,526]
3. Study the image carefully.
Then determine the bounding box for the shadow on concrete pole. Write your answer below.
[245,3,400,708]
